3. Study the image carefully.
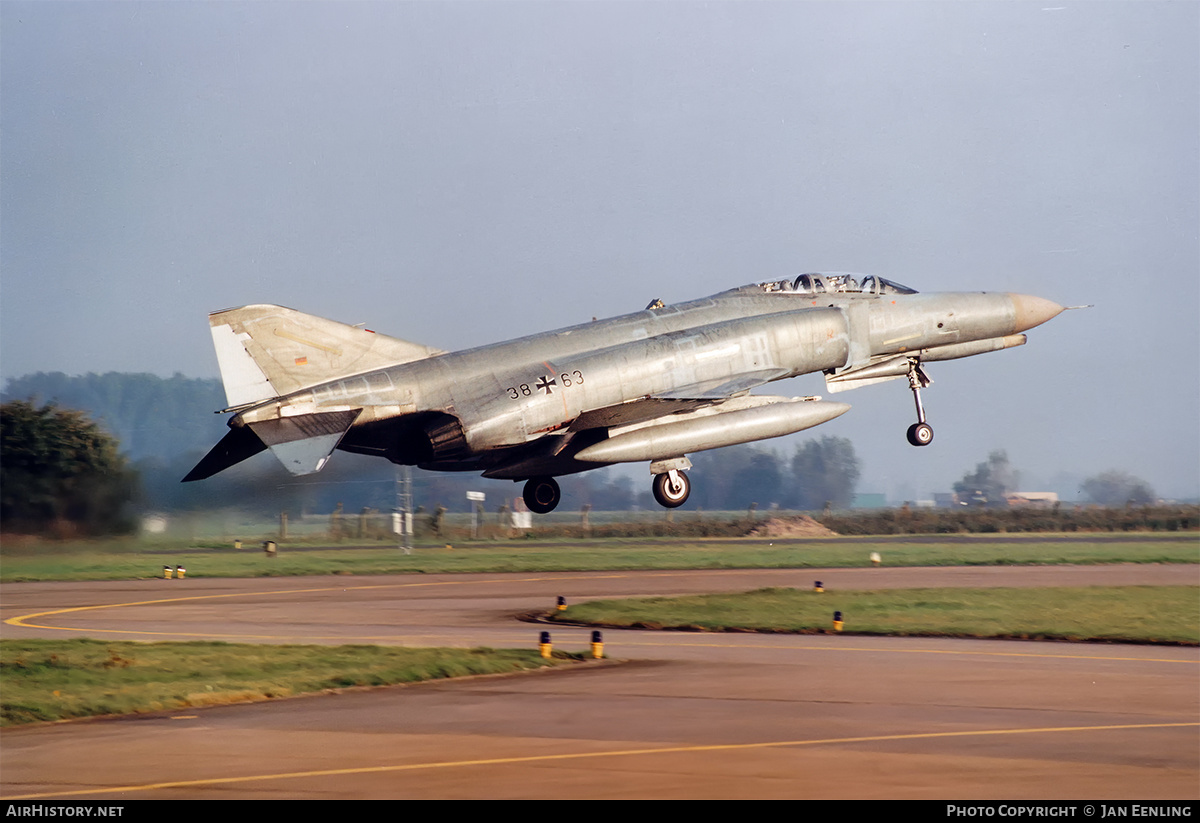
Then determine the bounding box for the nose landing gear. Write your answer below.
[907,421,934,446]
[905,358,934,447]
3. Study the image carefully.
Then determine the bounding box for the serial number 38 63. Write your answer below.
[506,371,584,399]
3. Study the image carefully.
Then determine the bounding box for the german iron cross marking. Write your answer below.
[536,375,557,395]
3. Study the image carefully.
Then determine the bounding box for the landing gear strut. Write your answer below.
[652,469,691,508]
[905,358,934,447]
[523,476,561,514]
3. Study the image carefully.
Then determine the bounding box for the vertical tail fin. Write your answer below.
[208,304,444,407]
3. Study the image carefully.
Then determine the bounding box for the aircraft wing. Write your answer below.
[654,367,792,400]
[568,397,710,431]
[567,367,791,431]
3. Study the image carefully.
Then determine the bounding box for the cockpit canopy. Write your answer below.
[756,272,918,296]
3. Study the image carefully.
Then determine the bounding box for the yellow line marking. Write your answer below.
[5,574,1197,664]
[2,573,633,628]
[5,722,1197,799]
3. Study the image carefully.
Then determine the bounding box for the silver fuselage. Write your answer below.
[230,286,1053,478]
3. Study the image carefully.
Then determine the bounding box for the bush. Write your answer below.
[1,400,137,536]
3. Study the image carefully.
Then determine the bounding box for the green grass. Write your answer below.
[551,586,1200,645]
[1,535,1197,582]
[0,639,581,726]
[4,536,1195,727]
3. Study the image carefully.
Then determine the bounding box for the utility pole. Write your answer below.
[395,465,413,554]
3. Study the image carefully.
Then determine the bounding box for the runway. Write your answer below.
[2,565,1197,799]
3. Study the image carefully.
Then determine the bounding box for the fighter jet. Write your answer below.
[184,273,1066,513]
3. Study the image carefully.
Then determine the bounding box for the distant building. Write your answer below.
[1005,492,1059,508]
[141,513,169,534]
[933,490,1059,508]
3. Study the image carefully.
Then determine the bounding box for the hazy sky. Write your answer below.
[2,1,1197,501]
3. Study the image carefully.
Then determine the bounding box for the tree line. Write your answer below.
[1,400,137,536]
[1,372,864,533]
[953,450,1156,507]
[0,371,1165,536]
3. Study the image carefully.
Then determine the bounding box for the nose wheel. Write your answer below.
[907,422,934,446]
[652,469,691,508]
[523,476,561,514]
[905,358,934,447]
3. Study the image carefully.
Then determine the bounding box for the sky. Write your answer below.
[2,1,1197,502]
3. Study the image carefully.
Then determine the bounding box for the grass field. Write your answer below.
[1,534,1196,582]
[551,585,1200,644]
[3,532,1196,727]
[0,639,581,726]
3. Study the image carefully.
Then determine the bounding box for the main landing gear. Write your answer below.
[523,476,561,514]
[523,468,693,514]
[652,469,691,508]
[905,357,934,447]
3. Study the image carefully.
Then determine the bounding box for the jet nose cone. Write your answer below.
[1008,294,1065,332]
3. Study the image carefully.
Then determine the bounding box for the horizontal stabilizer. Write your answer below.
[247,410,362,476]
[182,425,268,482]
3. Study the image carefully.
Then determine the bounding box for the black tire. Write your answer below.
[652,471,691,508]
[523,476,561,514]
[906,422,934,447]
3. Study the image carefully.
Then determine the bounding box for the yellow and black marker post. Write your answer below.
[176,565,186,579]
[590,630,604,659]
[556,596,567,612]
[539,631,552,659]
[163,565,172,579]
[833,610,844,632]
[813,580,823,593]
